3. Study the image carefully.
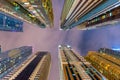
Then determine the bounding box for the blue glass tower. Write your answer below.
[0,12,23,32]
[0,46,32,78]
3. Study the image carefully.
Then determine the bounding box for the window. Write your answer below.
[109,12,112,16]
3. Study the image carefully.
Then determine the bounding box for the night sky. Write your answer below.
[0,0,120,80]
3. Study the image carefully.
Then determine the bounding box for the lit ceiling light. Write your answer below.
[58,45,61,48]
[24,2,30,5]
[67,45,71,48]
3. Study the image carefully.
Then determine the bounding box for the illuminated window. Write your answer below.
[110,12,112,16]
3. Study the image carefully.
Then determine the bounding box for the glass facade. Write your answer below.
[0,12,23,32]
[98,48,120,59]
[0,46,32,78]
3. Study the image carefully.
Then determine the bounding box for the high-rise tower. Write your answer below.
[85,50,120,80]
[60,0,120,30]
[0,0,54,28]
[58,45,106,80]
[3,51,51,80]
[0,46,32,79]
[98,48,120,59]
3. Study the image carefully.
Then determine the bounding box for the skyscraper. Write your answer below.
[58,45,106,80]
[1,0,54,28]
[3,51,51,80]
[0,46,32,79]
[0,12,23,32]
[28,0,54,28]
[85,50,120,80]
[98,48,120,59]
[60,0,120,30]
